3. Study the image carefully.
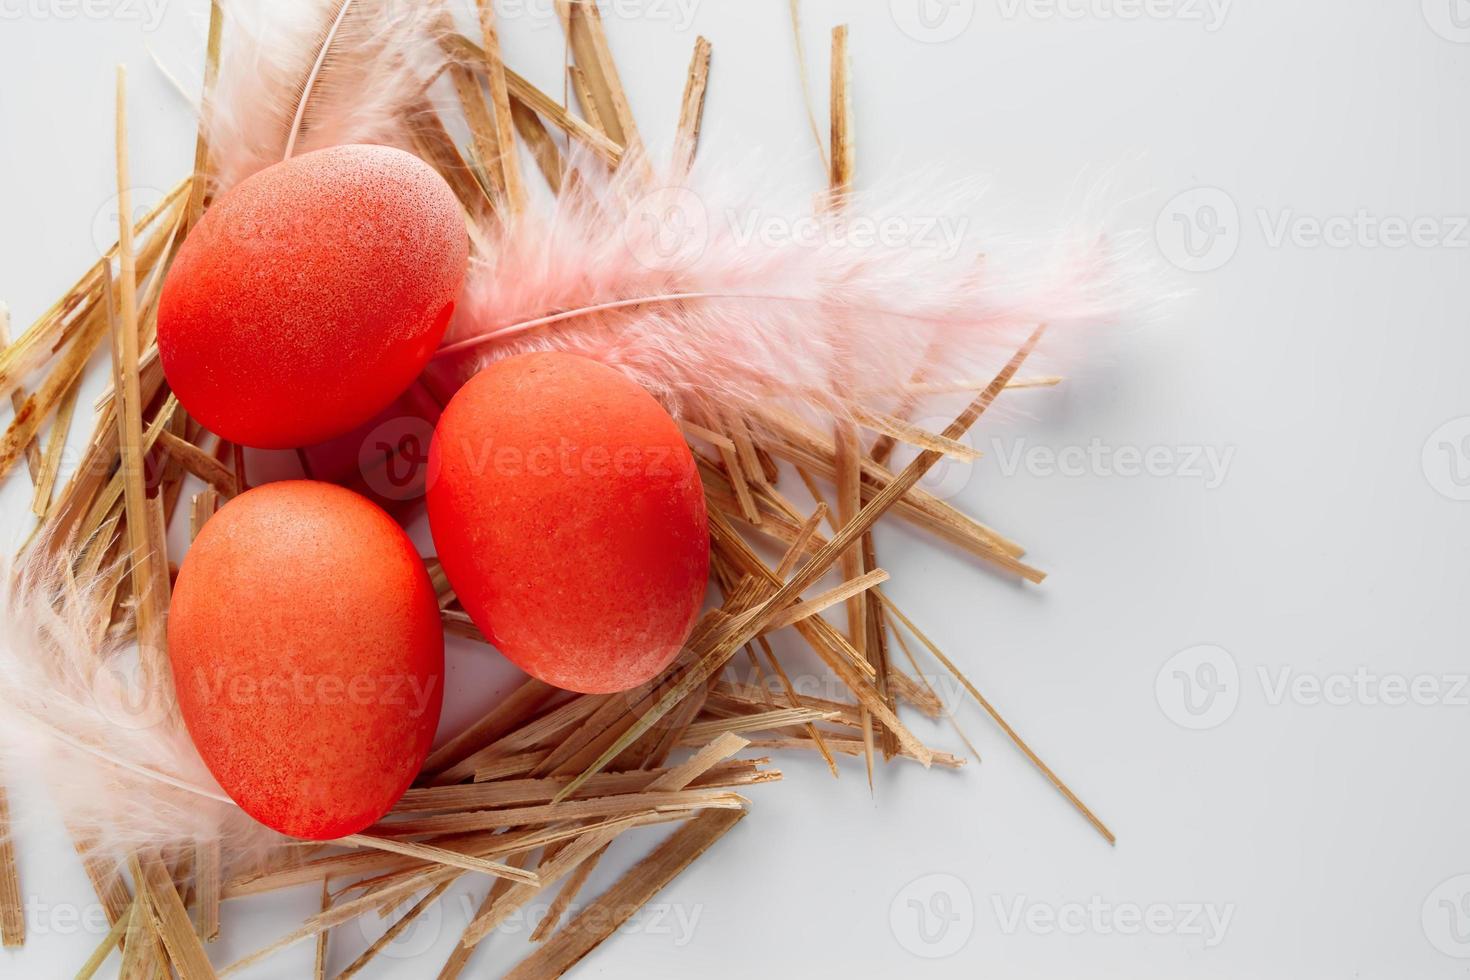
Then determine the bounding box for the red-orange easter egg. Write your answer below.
[158,144,467,449]
[168,481,443,840]
[427,353,709,694]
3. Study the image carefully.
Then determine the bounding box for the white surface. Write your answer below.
[3,1,1469,977]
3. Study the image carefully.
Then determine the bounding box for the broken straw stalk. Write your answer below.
[0,10,1112,978]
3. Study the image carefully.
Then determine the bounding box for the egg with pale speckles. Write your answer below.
[167,480,443,840]
[427,352,710,694]
[158,144,467,449]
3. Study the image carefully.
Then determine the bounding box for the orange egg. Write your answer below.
[158,144,467,449]
[168,481,443,840]
[427,353,709,693]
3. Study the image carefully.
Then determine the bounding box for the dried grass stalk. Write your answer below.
[133,851,217,979]
[671,35,712,176]
[505,809,745,979]
[194,838,220,942]
[0,786,22,948]
[877,590,1114,843]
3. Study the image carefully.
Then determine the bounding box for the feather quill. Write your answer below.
[206,0,446,193]
[442,153,1157,421]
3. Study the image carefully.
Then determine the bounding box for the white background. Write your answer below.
[3,0,1470,977]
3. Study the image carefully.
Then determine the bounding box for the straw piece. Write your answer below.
[133,851,217,979]
[436,851,534,979]
[189,489,219,542]
[877,590,1115,844]
[828,25,853,199]
[756,637,839,776]
[222,861,470,976]
[505,809,745,978]
[681,709,836,743]
[68,831,131,927]
[186,0,223,226]
[755,406,1031,562]
[554,0,641,154]
[397,759,769,813]
[377,789,746,838]
[157,430,237,497]
[509,98,564,195]
[338,881,452,980]
[404,94,496,225]
[425,678,559,775]
[887,665,943,719]
[75,900,131,980]
[890,623,984,762]
[671,36,712,176]
[476,0,525,211]
[527,843,605,943]
[30,374,79,516]
[0,300,109,484]
[314,879,330,980]
[0,786,21,947]
[461,822,627,948]
[647,733,751,792]
[0,308,41,482]
[472,750,546,783]
[112,66,171,698]
[740,735,965,769]
[117,895,158,978]
[680,419,736,453]
[505,65,624,167]
[340,834,541,884]
[447,36,623,168]
[449,61,504,203]
[848,404,982,461]
[762,568,888,632]
[434,694,609,786]
[194,838,220,943]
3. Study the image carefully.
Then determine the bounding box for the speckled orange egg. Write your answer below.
[168,481,444,840]
[427,353,709,694]
[158,144,467,449]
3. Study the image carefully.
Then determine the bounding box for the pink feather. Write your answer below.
[205,0,446,194]
[442,153,1155,421]
[0,548,279,873]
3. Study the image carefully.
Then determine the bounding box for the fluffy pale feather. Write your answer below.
[442,152,1156,421]
[0,547,278,869]
[205,0,446,193]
